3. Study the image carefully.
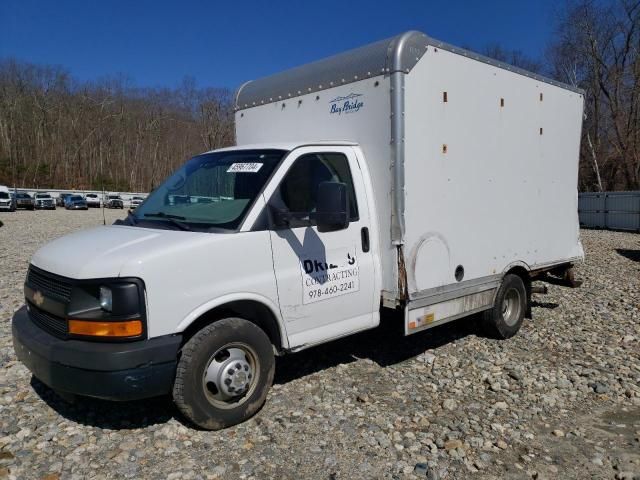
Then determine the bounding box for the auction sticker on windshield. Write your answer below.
[227,163,263,173]
[300,247,360,304]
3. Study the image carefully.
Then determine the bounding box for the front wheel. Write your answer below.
[481,274,527,339]
[173,318,275,430]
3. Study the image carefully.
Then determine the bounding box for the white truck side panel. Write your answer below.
[235,77,399,294]
[403,47,584,296]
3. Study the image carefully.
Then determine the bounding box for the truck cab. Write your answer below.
[12,142,381,429]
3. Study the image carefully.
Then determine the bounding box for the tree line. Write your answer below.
[0,64,234,192]
[0,0,638,192]
[549,0,640,191]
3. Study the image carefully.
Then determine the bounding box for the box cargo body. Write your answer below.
[236,31,584,330]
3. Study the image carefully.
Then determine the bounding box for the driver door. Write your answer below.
[263,146,378,349]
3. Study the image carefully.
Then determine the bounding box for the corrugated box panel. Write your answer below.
[579,191,640,231]
[606,193,640,230]
[580,211,607,228]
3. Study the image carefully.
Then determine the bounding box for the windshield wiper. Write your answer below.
[143,212,192,231]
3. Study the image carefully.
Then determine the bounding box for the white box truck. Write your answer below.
[12,31,584,430]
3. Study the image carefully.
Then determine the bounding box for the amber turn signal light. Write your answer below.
[68,319,143,337]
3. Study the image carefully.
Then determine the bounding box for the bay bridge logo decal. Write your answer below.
[329,93,364,115]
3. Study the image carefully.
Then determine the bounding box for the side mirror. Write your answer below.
[315,181,349,232]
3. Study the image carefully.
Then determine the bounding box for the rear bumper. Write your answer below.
[12,306,181,401]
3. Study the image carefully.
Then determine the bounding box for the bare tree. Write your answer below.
[0,59,235,192]
[483,43,544,73]
[549,0,640,191]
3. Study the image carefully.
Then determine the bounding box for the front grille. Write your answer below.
[27,266,73,302]
[28,303,68,338]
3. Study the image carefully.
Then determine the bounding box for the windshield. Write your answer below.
[87,194,97,198]
[36,194,51,198]
[0,192,9,199]
[133,149,286,231]
[70,196,83,201]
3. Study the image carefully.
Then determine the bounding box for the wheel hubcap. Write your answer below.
[203,344,257,408]
[501,288,522,327]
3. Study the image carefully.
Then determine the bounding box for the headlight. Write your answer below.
[99,286,113,312]
[65,279,146,340]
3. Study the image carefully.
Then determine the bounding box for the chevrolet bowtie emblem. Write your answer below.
[33,290,44,307]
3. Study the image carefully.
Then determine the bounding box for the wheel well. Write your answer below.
[180,300,283,352]
[504,266,532,318]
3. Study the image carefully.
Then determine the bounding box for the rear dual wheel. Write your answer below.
[481,274,527,339]
[173,318,275,430]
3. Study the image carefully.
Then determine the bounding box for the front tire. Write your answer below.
[481,274,527,339]
[173,318,275,430]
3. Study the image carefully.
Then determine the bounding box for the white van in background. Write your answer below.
[0,185,15,212]
[34,192,56,210]
[12,31,584,430]
[85,193,101,208]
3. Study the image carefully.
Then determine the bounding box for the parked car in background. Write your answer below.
[65,195,88,210]
[85,193,101,208]
[105,194,124,209]
[0,186,16,212]
[129,196,145,209]
[34,193,55,210]
[15,192,35,210]
[56,193,72,207]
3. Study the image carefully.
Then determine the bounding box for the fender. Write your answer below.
[501,260,531,275]
[175,292,290,350]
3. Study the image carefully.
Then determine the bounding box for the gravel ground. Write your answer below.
[0,209,639,480]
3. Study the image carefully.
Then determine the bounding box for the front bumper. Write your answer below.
[67,204,88,210]
[12,306,181,401]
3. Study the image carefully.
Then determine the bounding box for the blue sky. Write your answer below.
[1,0,561,90]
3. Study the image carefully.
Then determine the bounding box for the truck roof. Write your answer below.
[208,141,358,154]
[235,30,583,110]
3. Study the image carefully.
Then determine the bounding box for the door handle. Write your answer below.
[361,227,370,253]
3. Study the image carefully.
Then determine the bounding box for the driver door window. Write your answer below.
[270,152,358,228]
